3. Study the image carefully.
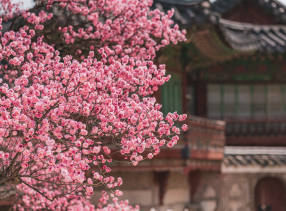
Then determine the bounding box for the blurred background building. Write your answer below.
[1,0,286,211]
[94,0,286,211]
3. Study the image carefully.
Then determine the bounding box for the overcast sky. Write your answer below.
[13,0,34,9]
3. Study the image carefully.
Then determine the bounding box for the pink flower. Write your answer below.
[94,172,101,180]
[92,146,101,154]
[115,190,123,196]
[80,129,88,136]
[179,114,187,121]
[182,124,188,131]
[83,142,88,148]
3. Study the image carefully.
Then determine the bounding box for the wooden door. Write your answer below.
[161,71,182,115]
[255,177,285,211]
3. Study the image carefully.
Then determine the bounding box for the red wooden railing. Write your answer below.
[181,116,226,160]
[225,117,286,146]
[226,118,286,136]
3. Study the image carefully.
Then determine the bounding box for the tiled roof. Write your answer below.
[152,0,286,54]
[223,146,286,167]
[218,19,286,53]
[212,0,286,23]
[152,0,211,26]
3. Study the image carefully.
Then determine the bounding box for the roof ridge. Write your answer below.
[270,0,286,10]
[155,0,205,6]
[224,146,286,155]
[212,0,286,24]
[219,18,286,30]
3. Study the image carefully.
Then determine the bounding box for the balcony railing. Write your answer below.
[186,116,226,151]
[225,117,286,146]
[226,118,286,136]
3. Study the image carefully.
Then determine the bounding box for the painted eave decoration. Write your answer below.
[152,0,286,71]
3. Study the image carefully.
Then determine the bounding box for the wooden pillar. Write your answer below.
[154,171,170,205]
[85,168,92,179]
[153,86,161,104]
[195,82,207,117]
[189,170,201,203]
[153,59,161,104]
[182,71,187,114]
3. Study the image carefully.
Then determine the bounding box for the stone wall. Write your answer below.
[192,171,221,211]
[91,170,286,211]
[91,170,190,211]
[160,171,190,211]
[221,173,286,211]
[192,172,286,211]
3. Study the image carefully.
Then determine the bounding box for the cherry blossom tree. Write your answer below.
[0,0,187,209]
[14,181,138,210]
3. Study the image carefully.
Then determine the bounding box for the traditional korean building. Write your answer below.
[1,1,286,211]
[90,1,286,211]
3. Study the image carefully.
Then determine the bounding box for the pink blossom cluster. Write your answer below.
[54,0,186,60]
[15,181,95,210]
[97,195,139,211]
[2,0,186,65]
[14,179,138,211]
[0,0,188,209]
[0,0,22,21]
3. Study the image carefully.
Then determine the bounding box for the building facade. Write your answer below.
[91,1,286,211]
[1,0,286,211]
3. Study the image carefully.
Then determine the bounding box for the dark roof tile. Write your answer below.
[218,19,286,53]
[212,0,286,23]
[152,0,210,26]
[224,147,286,167]
[152,0,286,54]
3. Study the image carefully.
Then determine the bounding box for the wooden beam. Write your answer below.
[183,70,187,114]
[0,195,14,206]
[189,170,201,203]
[195,81,207,117]
[154,171,170,205]
[227,136,286,146]
[190,149,224,160]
